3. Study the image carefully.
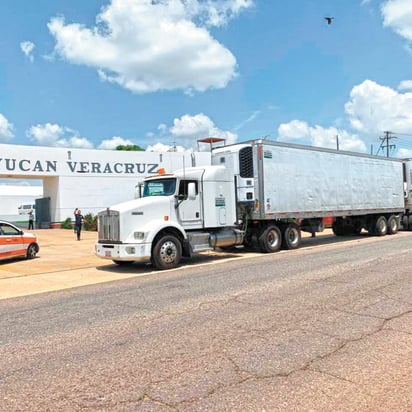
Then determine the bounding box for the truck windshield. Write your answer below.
[143,178,176,197]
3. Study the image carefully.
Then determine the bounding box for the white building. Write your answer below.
[0,185,43,220]
[0,143,210,224]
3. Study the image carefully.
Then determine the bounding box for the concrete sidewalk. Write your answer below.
[0,229,156,300]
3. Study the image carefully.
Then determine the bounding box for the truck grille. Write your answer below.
[98,210,120,242]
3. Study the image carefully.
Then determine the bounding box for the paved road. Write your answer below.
[0,233,411,411]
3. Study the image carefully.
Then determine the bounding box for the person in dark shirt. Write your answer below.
[74,209,86,240]
[28,210,34,230]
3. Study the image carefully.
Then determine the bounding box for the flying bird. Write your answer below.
[324,17,334,25]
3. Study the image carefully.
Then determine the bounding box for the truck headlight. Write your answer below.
[134,231,145,240]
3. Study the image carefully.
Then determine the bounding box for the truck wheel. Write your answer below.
[282,223,301,250]
[152,235,182,270]
[332,220,346,236]
[258,225,282,253]
[375,216,388,236]
[387,215,399,235]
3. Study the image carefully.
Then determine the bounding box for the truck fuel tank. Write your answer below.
[209,228,244,248]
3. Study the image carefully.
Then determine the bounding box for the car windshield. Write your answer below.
[143,178,176,197]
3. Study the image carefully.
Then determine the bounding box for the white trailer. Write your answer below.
[96,140,411,269]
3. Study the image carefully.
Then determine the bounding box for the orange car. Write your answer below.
[0,221,39,261]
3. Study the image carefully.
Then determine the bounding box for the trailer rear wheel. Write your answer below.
[375,216,388,236]
[258,225,282,253]
[152,235,182,270]
[387,215,399,234]
[282,223,301,250]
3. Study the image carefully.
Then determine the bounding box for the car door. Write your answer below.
[0,223,24,260]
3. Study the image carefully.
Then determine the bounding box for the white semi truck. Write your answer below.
[95,140,412,269]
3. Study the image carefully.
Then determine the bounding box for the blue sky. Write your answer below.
[1,0,412,156]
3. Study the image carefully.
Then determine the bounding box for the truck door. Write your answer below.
[177,179,203,229]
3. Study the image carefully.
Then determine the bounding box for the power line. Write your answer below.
[387,131,412,137]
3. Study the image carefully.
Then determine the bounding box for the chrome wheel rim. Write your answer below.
[159,241,178,264]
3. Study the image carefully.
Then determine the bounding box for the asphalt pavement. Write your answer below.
[0,230,411,411]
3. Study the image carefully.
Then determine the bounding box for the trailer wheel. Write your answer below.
[387,215,399,235]
[332,219,350,236]
[375,216,388,236]
[401,215,409,231]
[152,235,182,270]
[258,225,282,253]
[282,223,301,250]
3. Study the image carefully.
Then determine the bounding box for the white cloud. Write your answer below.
[188,0,254,27]
[98,136,136,149]
[278,120,367,152]
[345,79,412,135]
[0,114,14,141]
[381,0,412,41]
[278,120,309,140]
[20,41,35,61]
[397,148,412,157]
[170,113,237,147]
[47,0,251,94]
[146,113,237,151]
[146,142,187,152]
[398,79,412,90]
[278,79,412,155]
[26,123,93,148]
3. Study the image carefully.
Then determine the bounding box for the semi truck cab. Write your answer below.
[95,166,243,269]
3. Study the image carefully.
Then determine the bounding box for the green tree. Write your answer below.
[115,144,143,151]
[84,213,98,231]
[61,217,73,229]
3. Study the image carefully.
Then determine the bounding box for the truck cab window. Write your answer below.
[178,180,198,198]
[143,178,176,197]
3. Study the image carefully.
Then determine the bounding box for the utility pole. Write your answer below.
[377,131,397,157]
[336,135,339,150]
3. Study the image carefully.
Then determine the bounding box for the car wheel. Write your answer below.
[26,243,37,259]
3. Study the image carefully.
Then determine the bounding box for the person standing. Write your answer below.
[28,210,34,230]
[73,208,78,233]
[74,209,86,240]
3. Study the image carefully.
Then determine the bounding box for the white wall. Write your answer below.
[0,143,211,222]
[0,185,43,220]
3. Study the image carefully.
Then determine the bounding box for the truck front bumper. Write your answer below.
[95,242,152,263]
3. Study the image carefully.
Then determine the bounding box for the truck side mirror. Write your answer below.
[187,182,196,200]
